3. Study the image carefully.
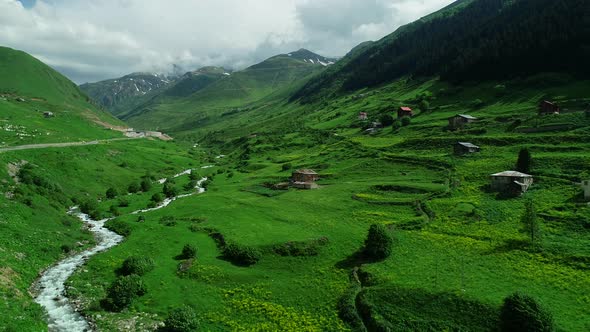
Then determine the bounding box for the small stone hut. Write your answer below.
[291,169,319,189]
[43,111,54,118]
[490,171,533,194]
[454,142,480,155]
[448,114,478,130]
[539,100,560,115]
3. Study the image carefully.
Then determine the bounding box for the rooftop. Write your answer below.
[456,114,478,120]
[457,142,479,148]
[294,169,318,175]
[399,107,413,111]
[491,171,532,177]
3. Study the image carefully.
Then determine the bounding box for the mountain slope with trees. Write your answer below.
[293,0,590,102]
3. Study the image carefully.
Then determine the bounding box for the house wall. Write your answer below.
[449,117,463,129]
[491,176,533,192]
[582,180,590,200]
[292,173,319,183]
[540,102,559,114]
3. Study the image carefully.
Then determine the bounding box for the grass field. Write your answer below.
[2,44,590,331]
[65,74,590,330]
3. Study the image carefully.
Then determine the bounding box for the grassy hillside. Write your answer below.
[120,50,332,132]
[59,71,590,331]
[2,0,590,330]
[0,47,125,146]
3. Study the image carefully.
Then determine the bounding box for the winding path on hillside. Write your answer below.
[0,137,138,153]
[32,171,207,332]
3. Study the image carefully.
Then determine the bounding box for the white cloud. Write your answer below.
[0,0,454,83]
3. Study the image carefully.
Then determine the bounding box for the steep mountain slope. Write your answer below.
[79,72,177,115]
[293,0,590,102]
[0,47,125,146]
[120,49,334,131]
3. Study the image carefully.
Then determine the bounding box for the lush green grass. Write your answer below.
[2,45,590,331]
[64,73,590,331]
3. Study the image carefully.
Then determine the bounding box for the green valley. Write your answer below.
[1,0,589,331]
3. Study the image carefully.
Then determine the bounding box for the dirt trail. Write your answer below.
[0,138,137,153]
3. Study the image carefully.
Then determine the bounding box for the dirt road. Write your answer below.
[0,138,137,153]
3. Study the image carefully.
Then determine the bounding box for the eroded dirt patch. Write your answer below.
[0,267,23,298]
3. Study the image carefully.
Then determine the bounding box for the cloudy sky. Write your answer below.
[1,0,454,83]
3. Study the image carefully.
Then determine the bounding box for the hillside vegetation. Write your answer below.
[293,0,590,101]
[118,49,334,131]
[0,47,125,146]
[2,0,590,330]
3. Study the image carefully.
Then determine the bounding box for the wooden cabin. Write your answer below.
[454,142,480,155]
[490,171,533,195]
[291,169,319,189]
[448,114,478,130]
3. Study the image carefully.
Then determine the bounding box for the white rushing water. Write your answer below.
[34,173,207,332]
[34,211,121,332]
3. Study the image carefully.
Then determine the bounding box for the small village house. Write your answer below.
[291,169,319,189]
[539,100,560,115]
[448,114,478,130]
[397,106,413,118]
[358,112,368,121]
[454,142,480,155]
[581,180,590,201]
[43,111,54,118]
[490,171,533,195]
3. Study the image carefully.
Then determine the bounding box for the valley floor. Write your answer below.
[2,75,590,331]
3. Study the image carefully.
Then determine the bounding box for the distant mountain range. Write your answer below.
[79,49,337,116]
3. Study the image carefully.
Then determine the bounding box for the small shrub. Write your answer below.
[151,193,164,203]
[60,244,73,253]
[401,116,411,127]
[379,114,394,127]
[79,198,98,215]
[222,243,261,266]
[281,163,292,171]
[500,292,554,332]
[140,179,152,192]
[364,224,393,260]
[105,219,132,236]
[189,171,201,181]
[109,205,121,216]
[163,183,179,198]
[163,306,200,331]
[120,256,155,276]
[137,215,146,223]
[184,181,197,191]
[106,187,118,199]
[181,244,198,259]
[128,182,141,194]
[159,216,177,227]
[118,198,130,207]
[103,274,147,312]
